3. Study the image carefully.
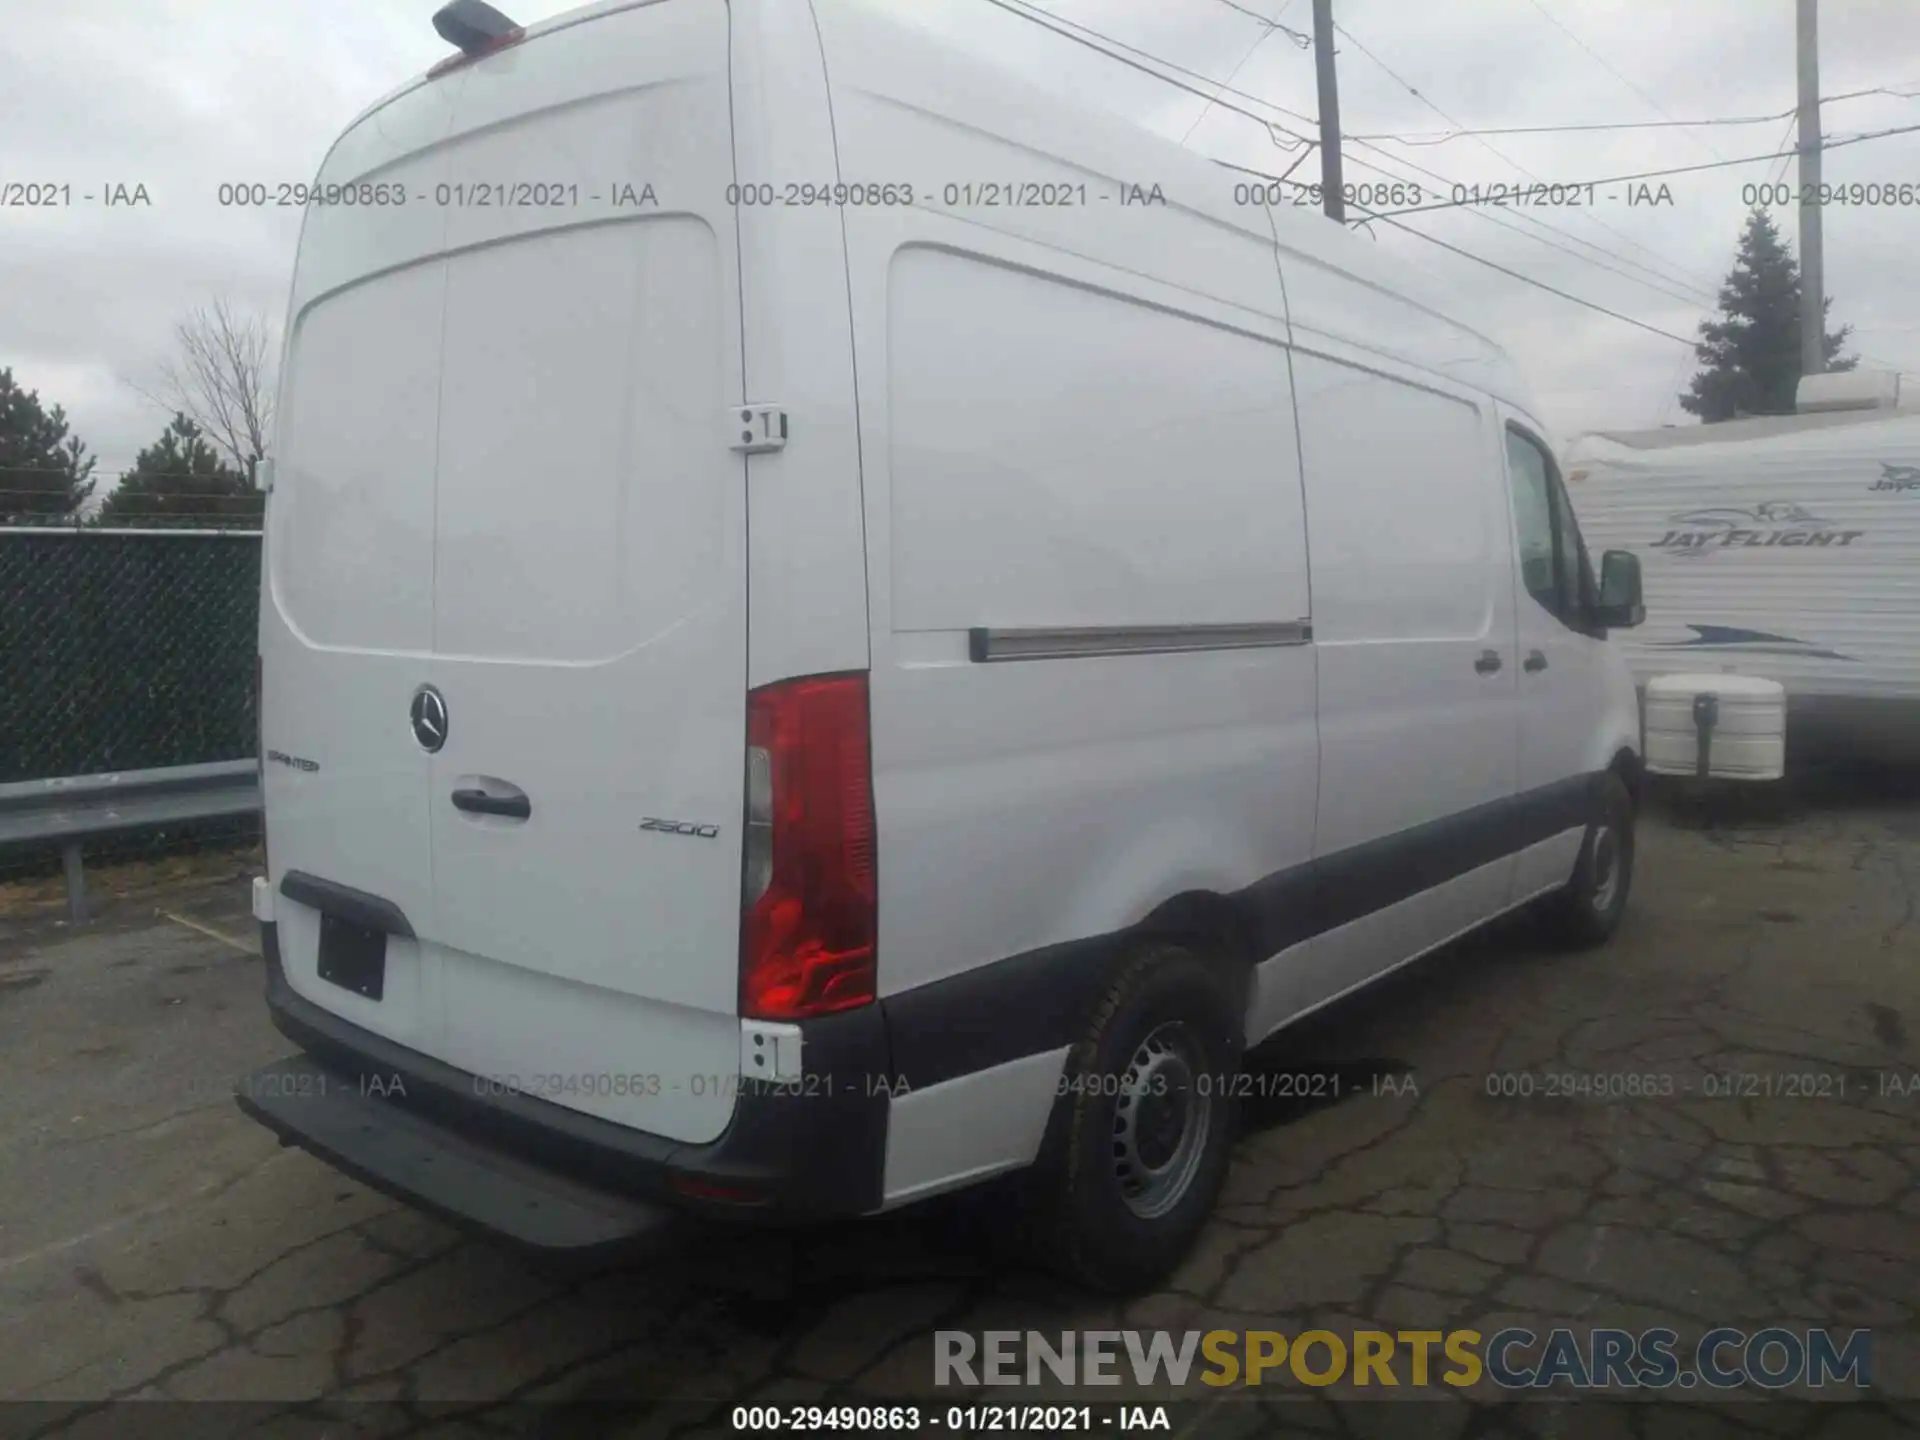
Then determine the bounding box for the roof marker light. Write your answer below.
[428,0,525,77]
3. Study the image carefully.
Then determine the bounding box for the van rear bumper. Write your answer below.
[248,921,892,1237]
[237,1052,681,1258]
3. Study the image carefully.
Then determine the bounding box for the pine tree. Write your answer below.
[0,368,97,521]
[93,413,263,527]
[1680,208,1855,422]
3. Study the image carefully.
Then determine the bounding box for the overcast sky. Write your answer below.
[3,0,1918,492]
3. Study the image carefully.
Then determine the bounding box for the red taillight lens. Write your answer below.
[740,673,876,1020]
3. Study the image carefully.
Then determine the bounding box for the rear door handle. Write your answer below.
[1524,650,1548,673]
[451,788,531,820]
[1474,649,1503,675]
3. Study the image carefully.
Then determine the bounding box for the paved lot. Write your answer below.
[3,772,1919,1437]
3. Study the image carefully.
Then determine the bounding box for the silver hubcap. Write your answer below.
[1590,824,1621,913]
[1112,1022,1210,1220]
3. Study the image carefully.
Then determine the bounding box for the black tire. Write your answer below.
[1027,940,1241,1294]
[1539,772,1635,948]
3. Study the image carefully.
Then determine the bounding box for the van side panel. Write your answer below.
[1499,402,1631,900]
[730,0,871,687]
[816,0,1317,1199]
[817,4,1315,1190]
[886,250,1306,633]
[1249,345,1520,1032]
[870,244,1314,993]
[1297,355,1513,851]
[868,249,1315,1191]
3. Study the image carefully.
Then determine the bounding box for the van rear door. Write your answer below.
[266,0,748,1147]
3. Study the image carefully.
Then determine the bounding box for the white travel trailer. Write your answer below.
[1565,374,1920,757]
[237,0,1647,1292]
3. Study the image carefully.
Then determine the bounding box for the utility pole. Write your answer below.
[1796,0,1825,377]
[1311,0,1345,222]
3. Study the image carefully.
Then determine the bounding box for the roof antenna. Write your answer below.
[432,0,523,56]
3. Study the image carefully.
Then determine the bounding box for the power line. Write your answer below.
[977,0,1889,355]
[981,0,1315,140]
[1308,82,1723,303]
[1362,120,1920,220]
[1331,18,1724,298]
[1520,0,1732,164]
[1331,144,1715,308]
[1336,163,1914,371]
[987,0,1320,138]
[1348,86,1914,144]
[1218,158,1700,345]
[1341,159,1718,318]
[1765,112,1799,187]
[1207,0,1311,48]
[1357,150,1715,303]
[992,0,1721,304]
[1181,1,1301,144]
[1030,0,1904,310]
[1654,341,1695,426]
[985,0,1716,339]
[1315,99,1723,303]
[1046,1,1911,152]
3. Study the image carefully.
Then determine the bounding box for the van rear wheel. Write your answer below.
[1029,941,1240,1294]
[1539,773,1635,948]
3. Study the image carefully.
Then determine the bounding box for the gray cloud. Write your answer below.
[2,0,1916,489]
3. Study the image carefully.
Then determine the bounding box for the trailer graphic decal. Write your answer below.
[1871,462,1920,493]
[1650,502,1864,557]
[1652,624,1855,661]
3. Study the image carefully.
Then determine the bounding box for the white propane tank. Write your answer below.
[1643,674,1787,781]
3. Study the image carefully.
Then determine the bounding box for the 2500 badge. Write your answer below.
[640,816,720,838]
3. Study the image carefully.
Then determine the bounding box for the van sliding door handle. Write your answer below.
[1524,650,1549,673]
[451,788,531,819]
[1474,650,1504,675]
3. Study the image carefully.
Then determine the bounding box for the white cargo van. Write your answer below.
[238,0,1648,1292]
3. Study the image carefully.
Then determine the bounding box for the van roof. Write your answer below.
[338,0,665,132]
[327,0,1535,417]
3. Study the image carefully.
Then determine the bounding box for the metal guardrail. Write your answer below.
[0,760,261,920]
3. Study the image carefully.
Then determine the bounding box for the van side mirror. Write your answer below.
[1595,550,1644,629]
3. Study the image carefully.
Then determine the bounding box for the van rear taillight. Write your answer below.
[740,674,876,1020]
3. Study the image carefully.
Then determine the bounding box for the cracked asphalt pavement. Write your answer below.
[3,769,1919,1438]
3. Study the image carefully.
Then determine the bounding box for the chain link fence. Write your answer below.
[0,527,262,892]
[0,528,261,781]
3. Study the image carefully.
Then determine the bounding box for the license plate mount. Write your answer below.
[317,913,387,1000]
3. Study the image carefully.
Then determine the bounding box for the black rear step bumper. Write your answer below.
[246,921,892,1244]
[236,1052,680,1258]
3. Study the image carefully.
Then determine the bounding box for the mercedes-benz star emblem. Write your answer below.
[410,685,448,753]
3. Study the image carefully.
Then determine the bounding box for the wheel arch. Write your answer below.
[1607,745,1643,807]
[1132,889,1260,1020]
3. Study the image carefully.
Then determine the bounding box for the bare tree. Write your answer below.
[133,298,278,483]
